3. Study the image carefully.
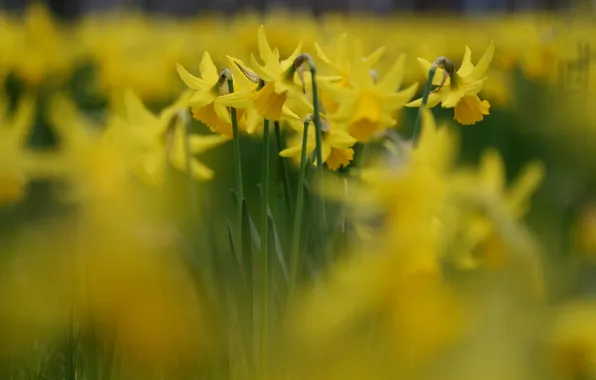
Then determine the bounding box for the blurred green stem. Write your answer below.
[224,71,245,256]
[289,117,311,295]
[274,121,293,217]
[299,53,328,237]
[260,118,271,379]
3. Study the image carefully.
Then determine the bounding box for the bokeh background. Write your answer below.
[1,0,596,379]
[0,0,580,17]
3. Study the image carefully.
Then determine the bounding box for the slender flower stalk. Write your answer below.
[274,121,293,217]
[222,69,245,254]
[412,57,452,145]
[259,118,271,380]
[295,53,328,236]
[289,116,312,295]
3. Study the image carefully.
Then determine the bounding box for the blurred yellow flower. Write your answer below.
[281,117,357,171]
[0,93,56,203]
[111,90,227,183]
[321,54,418,142]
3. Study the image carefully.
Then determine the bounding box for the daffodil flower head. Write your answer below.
[314,34,386,114]
[246,25,305,120]
[177,52,234,137]
[280,110,357,171]
[407,42,495,126]
[321,54,418,143]
[216,54,301,135]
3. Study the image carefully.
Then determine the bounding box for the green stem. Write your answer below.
[304,55,328,236]
[289,118,311,295]
[274,121,293,217]
[226,73,245,256]
[260,118,271,379]
[411,66,437,145]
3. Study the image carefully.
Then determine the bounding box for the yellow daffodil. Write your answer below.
[280,116,357,171]
[177,51,238,138]
[441,149,544,270]
[320,55,418,143]
[48,94,132,201]
[111,90,227,184]
[407,42,495,126]
[216,55,301,133]
[314,33,386,86]
[221,25,306,122]
[314,34,386,114]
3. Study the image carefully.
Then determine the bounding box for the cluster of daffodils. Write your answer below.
[177,27,494,173]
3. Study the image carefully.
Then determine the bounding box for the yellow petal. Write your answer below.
[314,41,333,67]
[176,64,208,90]
[467,41,495,83]
[380,83,418,112]
[12,94,36,144]
[189,134,228,153]
[458,46,474,77]
[364,46,386,66]
[257,25,278,68]
[189,158,214,181]
[406,89,442,109]
[213,103,232,124]
[280,40,304,71]
[200,51,220,84]
[441,88,466,109]
[188,90,217,108]
[327,129,357,149]
[480,148,505,193]
[245,108,261,134]
[506,161,545,218]
[336,33,349,68]
[216,90,253,109]
[377,54,405,93]
[250,53,275,82]
[124,90,158,127]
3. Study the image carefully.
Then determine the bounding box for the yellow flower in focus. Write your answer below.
[177,52,237,137]
[216,55,301,134]
[407,42,495,126]
[321,54,418,142]
[239,25,306,121]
